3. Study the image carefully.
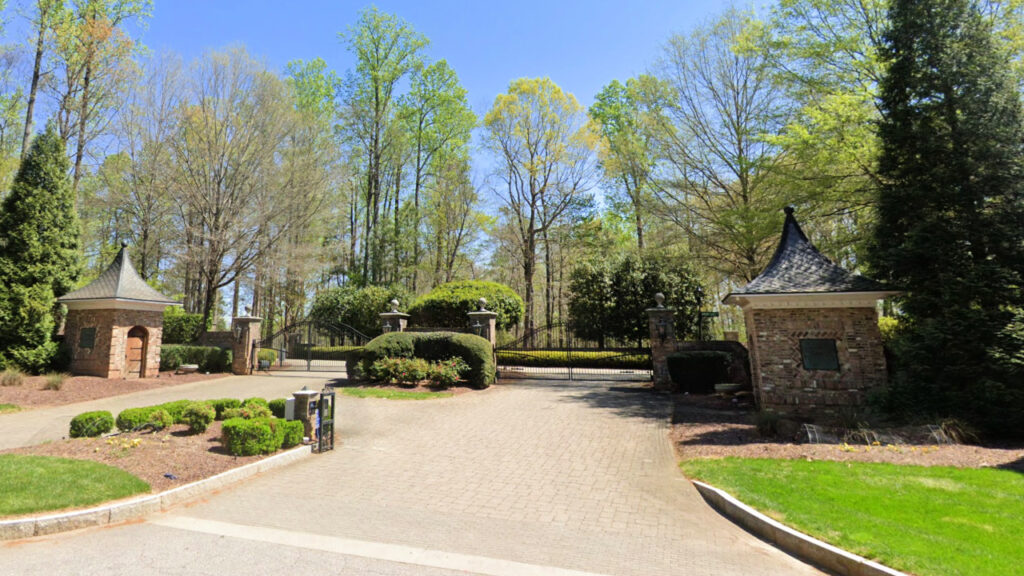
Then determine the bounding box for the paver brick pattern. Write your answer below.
[174,380,821,575]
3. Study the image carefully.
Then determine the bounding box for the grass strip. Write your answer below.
[340,387,452,400]
[0,403,19,414]
[682,457,1024,576]
[0,454,150,517]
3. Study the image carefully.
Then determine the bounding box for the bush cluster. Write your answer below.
[221,417,304,456]
[181,401,216,433]
[162,307,205,344]
[115,400,192,431]
[493,349,651,370]
[256,348,278,365]
[208,398,241,420]
[408,280,523,331]
[370,357,430,386]
[68,410,114,438]
[667,350,731,394]
[268,398,287,419]
[146,409,174,430]
[361,331,494,388]
[159,345,232,373]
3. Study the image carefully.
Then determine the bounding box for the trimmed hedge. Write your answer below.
[159,345,232,373]
[146,409,174,430]
[257,348,278,365]
[162,307,205,344]
[289,344,362,361]
[209,398,242,420]
[667,350,731,394]
[408,280,524,331]
[361,331,495,388]
[116,407,155,431]
[222,417,282,456]
[69,410,114,438]
[281,419,304,448]
[181,401,215,434]
[268,398,286,418]
[494,349,651,370]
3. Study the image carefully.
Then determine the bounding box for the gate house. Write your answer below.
[58,243,178,379]
[724,207,899,421]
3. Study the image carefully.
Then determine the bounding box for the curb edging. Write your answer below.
[691,481,909,576]
[0,445,314,541]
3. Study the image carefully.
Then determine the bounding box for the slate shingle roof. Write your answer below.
[57,243,178,305]
[728,207,890,296]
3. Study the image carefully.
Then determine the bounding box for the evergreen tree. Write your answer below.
[870,0,1024,435]
[0,124,81,372]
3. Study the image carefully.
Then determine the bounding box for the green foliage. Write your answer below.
[0,367,24,387]
[0,403,19,413]
[208,398,241,420]
[370,356,430,385]
[667,351,731,394]
[871,0,1024,436]
[0,125,81,373]
[221,417,283,456]
[308,284,410,337]
[224,401,272,420]
[0,454,150,516]
[362,331,495,388]
[242,397,268,408]
[340,387,452,400]
[494,350,651,370]
[41,371,66,390]
[116,407,155,432]
[426,357,469,388]
[69,411,114,438]
[682,458,1024,576]
[159,345,232,373]
[257,348,278,365]
[162,307,205,344]
[181,402,216,434]
[290,344,360,361]
[878,315,899,345]
[155,400,191,423]
[268,398,287,419]
[408,280,524,331]
[280,419,304,448]
[145,409,173,431]
[569,253,704,344]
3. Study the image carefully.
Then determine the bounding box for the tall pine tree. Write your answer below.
[871,0,1024,435]
[0,124,81,372]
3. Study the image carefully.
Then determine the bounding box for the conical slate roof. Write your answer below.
[727,207,889,296]
[58,243,178,305]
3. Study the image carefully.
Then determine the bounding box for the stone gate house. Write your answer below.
[57,243,178,379]
[723,207,899,421]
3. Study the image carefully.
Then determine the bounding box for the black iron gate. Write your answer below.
[495,323,652,381]
[252,320,369,372]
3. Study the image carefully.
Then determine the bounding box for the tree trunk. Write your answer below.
[21,3,48,159]
[72,58,93,194]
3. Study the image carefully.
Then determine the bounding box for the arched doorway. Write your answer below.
[126,326,148,378]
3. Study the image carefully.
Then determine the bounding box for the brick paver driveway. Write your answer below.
[1,378,822,575]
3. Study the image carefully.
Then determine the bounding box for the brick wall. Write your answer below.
[747,306,886,422]
[64,308,164,379]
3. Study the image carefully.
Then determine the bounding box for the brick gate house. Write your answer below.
[58,243,178,379]
[724,207,899,421]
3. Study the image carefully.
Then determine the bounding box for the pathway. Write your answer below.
[0,378,823,575]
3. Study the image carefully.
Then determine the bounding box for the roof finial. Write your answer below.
[120,240,128,248]
[783,205,795,216]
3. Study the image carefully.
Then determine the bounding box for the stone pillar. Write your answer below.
[646,293,677,392]
[467,298,498,347]
[292,386,320,441]
[230,315,262,375]
[379,299,409,333]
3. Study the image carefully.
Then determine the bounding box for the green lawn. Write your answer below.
[340,387,452,400]
[0,403,19,414]
[682,458,1024,576]
[0,454,150,517]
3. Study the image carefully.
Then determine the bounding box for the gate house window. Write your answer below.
[800,339,839,371]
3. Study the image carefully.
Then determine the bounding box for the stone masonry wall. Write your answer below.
[65,308,163,378]
[747,306,886,422]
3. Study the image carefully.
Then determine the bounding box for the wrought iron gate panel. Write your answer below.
[495,323,652,382]
[253,320,370,373]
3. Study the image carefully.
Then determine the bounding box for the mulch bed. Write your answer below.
[671,393,1024,471]
[1,422,268,496]
[0,372,226,410]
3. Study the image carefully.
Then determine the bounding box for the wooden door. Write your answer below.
[126,327,146,378]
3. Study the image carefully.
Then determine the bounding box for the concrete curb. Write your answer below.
[0,444,314,541]
[692,481,908,576]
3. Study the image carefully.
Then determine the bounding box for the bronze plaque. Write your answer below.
[800,338,839,371]
[79,327,96,349]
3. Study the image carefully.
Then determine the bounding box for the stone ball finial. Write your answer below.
[784,205,795,216]
[654,293,665,308]
[390,299,400,313]
[120,240,129,248]
[478,297,488,311]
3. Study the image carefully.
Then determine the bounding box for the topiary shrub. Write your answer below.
[162,307,205,344]
[280,419,304,448]
[344,348,365,380]
[69,410,114,438]
[221,417,282,456]
[116,407,157,432]
[181,401,216,434]
[268,398,286,419]
[155,399,192,423]
[408,280,523,331]
[146,409,174,431]
[667,350,731,394]
[362,332,495,389]
[159,345,232,372]
[242,397,268,408]
[308,284,411,337]
[209,398,242,420]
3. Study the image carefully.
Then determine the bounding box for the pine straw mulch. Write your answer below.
[0,371,226,410]
[0,421,271,502]
[671,393,1024,471]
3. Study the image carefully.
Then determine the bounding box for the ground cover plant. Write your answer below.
[681,458,1024,576]
[0,403,18,413]
[0,454,149,517]
[340,387,452,400]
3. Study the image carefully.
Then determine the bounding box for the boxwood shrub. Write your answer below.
[408,280,523,331]
[221,417,283,456]
[181,401,216,434]
[159,345,233,373]
[281,419,304,448]
[667,350,731,394]
[268,398,286,419]
[69,410,114,438]
[209,398,242,420]
[116,407,157,432]
[146,409,174,430]
[361,331,494,388]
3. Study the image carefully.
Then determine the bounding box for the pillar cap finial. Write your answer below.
[654,293,665,308]
[390,299,400,313]
[478,297,488,311]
